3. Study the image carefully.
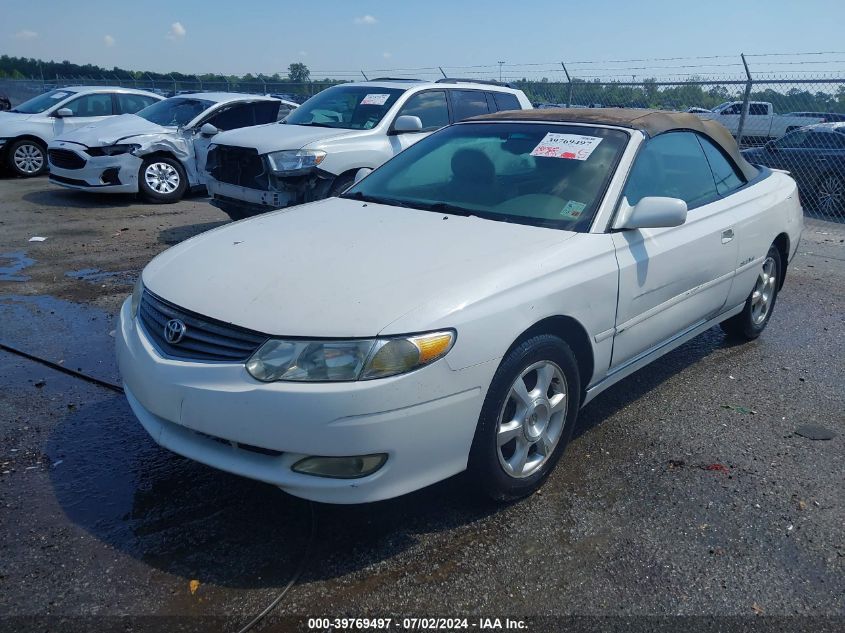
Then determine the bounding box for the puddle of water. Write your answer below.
[0,251,35,282]
[65,268,136,286]
[0,294,120,384]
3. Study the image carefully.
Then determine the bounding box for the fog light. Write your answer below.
[292,454,387,479]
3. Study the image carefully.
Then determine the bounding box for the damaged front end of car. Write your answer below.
[204,144,335,218]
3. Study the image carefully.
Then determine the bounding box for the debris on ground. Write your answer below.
[189,579,200,595]
[28,236,47,242]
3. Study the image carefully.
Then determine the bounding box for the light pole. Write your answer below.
[498,61,505,82]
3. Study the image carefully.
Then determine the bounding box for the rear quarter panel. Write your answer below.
[726,170,802,308]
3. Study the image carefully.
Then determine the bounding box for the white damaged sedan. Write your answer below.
[117,109,803,503]
[47,93,282,203]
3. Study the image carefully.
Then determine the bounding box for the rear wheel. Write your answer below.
[721,245,782,340]
[813,173,844,218]
[8,139,47,177]
[468,334,581,501]
[138,157,187,203]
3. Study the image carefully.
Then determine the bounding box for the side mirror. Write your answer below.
[55,108,73,118]
[354,168,372,185]
[200,123,219,136]
[613,196,688,230]
[392,115,423,134]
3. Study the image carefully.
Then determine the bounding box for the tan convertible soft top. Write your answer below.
[472,108,759,181]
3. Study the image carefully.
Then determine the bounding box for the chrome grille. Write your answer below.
[138,290,268,362]
[48,148,86,170]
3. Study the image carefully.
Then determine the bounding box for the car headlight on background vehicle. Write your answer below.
[245,330,455,382]
[266,149,326,174]
[130,277,144,317]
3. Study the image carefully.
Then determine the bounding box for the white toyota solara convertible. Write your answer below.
[116,109,803,503]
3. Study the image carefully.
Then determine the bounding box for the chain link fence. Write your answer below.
[1,54,843,220]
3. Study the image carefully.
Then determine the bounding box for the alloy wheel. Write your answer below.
[750,256,777,325]
[13,143,44,174]
[816,175,844,217]
[144,162,180,194]
[496,360,568,478]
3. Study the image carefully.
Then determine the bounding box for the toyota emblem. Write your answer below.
[164,319,187,344]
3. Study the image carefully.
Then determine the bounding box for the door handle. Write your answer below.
[721,229,735,244]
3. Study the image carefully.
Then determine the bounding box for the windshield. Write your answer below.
[11,89,76,114]
[136,97,214,126]
[343,122,629,231]
[285,85,405,130]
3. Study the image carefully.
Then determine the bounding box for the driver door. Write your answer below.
[52,92,115,136]
[610,132,738,369]
[388,90,450,155]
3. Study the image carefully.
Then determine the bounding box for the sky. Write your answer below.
[3,0,845,80]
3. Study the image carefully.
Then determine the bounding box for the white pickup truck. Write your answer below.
[698,102,824,144]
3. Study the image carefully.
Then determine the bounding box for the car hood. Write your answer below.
[211,122,364,154]
[53,114,173,147]
[142,197,575,337]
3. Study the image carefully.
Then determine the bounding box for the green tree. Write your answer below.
[287,63,310,83]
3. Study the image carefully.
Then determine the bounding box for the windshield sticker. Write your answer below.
[51,92,70,100]
[531,133,603,160]
[560,200,587,219]
[360,93,391,106]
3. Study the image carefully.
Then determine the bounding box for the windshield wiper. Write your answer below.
[414,201,481,217]
[342,191,418,208]
[295,122,336,128]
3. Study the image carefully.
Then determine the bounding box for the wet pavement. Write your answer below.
[0,175,843,632]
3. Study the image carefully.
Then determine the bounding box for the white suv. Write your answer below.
[0,86,161,177]
[204,79,532,220]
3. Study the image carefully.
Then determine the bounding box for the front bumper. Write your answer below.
[48,148,141,194]
[115,298,494,503]
[207,177,294,214]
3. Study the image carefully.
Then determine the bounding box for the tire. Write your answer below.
[327,172,356,198]
[8,139,47,177]
[721,245,782,340]
[138,157,187,204]
[468,334,581,501]
[811,172,845,218]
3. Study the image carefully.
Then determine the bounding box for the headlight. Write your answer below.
[130,277,144,317]
[266,149,326,174]
[86,144,141,157]
[245,330,455,382]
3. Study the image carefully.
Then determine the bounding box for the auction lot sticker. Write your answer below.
[531,133,603,160]
[361,93,391,106]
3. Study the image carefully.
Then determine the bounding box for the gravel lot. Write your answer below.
[0,174,842,633]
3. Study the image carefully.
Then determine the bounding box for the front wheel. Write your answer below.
[138,157,187,203]
[468,334,581,501]
[721,245,782,340]
[8,139,47,177]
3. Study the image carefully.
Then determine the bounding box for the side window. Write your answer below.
[807,132,845,149]
[623,132,718,209]
[395,91,449,131]
[62,93,114,117]
[723,104,742,115]
[252,101,281,125]
[450,90,490,121]
[491,92,521,112]
[748,103,769,116]
[772,129,810,149]
[698,136,746,195]
[117,94,158,114]
[205,104,258,131]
